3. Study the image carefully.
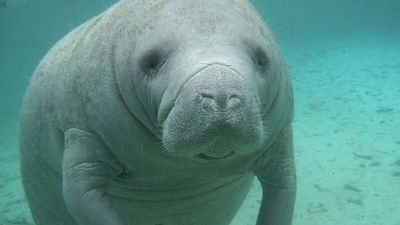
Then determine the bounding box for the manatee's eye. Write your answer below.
[252,47,269,74]
[139,49,166,76]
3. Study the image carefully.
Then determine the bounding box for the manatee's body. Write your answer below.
[20,1,296,225]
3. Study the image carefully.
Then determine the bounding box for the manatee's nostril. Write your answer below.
[227,95,241,109]
[200,93,218,111]
[200,93,214,100]
[199,93,241,111]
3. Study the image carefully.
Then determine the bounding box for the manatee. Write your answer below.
[19,0,296,225]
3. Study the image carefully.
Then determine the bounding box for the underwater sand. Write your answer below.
[0,33,399,225]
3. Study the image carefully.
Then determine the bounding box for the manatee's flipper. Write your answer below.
[63,128,125,225]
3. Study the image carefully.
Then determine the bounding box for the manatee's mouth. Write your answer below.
[196,152,235,160]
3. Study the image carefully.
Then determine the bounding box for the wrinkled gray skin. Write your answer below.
[20,0,296,225]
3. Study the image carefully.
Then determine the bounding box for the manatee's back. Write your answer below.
[18,2,156,224]
[19,12,107,225]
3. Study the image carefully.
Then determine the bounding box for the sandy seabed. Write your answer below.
[1,33,399,225]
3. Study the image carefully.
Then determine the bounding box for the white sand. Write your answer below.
[1,32,399,225]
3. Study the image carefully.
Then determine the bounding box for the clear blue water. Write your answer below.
[0,0,399,224]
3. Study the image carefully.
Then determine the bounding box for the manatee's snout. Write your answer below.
[193,65,247,116]
[162,64,264,159]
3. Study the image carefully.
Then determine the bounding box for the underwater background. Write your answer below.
[0,0,399,224]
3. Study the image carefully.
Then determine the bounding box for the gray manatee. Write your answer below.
[20,0,296,225]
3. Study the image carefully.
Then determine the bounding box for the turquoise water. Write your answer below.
[0,0,399,224]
